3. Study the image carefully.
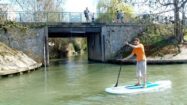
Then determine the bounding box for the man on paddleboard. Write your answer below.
[122,38,147,88]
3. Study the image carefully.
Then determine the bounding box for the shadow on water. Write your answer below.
[49,54,99,66]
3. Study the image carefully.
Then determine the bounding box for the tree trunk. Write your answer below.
[173,0,181,53]
[174,0,183,43]
[182,5,186,42]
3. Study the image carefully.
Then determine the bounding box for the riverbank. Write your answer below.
[108,44,187,64]
[0,42,42,76]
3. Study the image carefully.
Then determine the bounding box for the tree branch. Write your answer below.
[156,0,174,6]
[179,0,187,9]
[15,0,25,11]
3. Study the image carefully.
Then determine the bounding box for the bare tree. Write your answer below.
[125,0,187,43]
[10,0,64,11]
[10,0,65,22]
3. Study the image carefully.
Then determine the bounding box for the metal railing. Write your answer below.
[0,11,135,23]
[0,11,173,24]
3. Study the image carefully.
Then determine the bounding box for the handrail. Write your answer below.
[0,11,171,24]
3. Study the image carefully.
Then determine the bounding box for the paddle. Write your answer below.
[114,61,122,87]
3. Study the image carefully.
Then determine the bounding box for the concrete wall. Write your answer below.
[87,24,143,62]
[0,28,46,63]
[87,33,103,61]
[101,24,143,61]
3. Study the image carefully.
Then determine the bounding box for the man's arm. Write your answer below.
[122,54,134,60]
[117,54,133,61]
[125,42,140,48]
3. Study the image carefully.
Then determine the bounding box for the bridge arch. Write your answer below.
[44,23,106,66]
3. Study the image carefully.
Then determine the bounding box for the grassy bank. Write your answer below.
[117,23,180,58]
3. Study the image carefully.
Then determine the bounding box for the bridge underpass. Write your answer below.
[44,24,105,65]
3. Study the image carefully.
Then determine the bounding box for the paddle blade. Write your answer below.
[114,82,118,87]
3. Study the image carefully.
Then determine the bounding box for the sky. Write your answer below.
[0,0,9,3]
[0,0,98,12]
[0,0,160,14]
[63,0,99,12]
[0,0,175,17]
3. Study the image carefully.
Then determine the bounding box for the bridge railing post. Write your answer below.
[80,13,82,22]
[58,12,60,22]
[69,12,71,23]
[19,12,21,22]
[46,12,49,23]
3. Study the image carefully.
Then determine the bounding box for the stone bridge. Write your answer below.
[0,22,143,65]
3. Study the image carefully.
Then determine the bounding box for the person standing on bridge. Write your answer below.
[121,38,147,88]
[120,10,124,23]
[116,10,120,23]
[84,7,90,22]
[91,13,95,22]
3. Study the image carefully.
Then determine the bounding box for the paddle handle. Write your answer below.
[114,64,122,87]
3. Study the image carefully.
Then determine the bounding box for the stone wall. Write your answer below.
[0,27,46,63]
[102,24,143,60]
[87,33,102,61]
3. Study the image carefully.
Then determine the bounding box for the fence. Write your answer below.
[0,11,112,23]
[0,11,175,24]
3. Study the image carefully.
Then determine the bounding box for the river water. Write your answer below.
[0,56,187,105]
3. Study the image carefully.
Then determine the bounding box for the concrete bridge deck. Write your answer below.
[48,23,102,37]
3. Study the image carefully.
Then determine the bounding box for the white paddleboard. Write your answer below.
[105,80,171,94]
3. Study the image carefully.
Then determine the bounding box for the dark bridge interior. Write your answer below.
[48,24,101,37]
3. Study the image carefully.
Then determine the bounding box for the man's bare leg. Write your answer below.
[143,74,147,88]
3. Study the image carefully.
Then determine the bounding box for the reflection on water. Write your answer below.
[0,55,187,105]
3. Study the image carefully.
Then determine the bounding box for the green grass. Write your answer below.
[184,35,187,41]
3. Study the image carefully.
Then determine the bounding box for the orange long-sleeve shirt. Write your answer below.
[131,43,146,62]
